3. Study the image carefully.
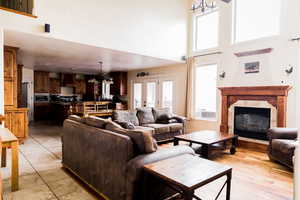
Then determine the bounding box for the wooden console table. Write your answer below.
[0,127,19,192]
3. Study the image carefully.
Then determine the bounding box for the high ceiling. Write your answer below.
[4,30,181,74]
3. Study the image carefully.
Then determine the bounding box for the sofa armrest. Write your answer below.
[268,128,298,140]
[172,115,186,124]
[126,145,194,183]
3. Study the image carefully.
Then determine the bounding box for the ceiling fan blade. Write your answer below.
[220,0,232,3]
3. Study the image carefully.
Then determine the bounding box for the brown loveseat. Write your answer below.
[267,128,298,169]
[112,107,186,143]
[62,116,194,200]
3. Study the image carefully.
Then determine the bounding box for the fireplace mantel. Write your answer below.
[218,86,292,133]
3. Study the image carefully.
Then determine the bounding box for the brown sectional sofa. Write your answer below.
[112,107,186,143]
[267,128,298,169]
[62,116,194,200]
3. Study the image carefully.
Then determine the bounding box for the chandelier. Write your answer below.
[191,0,216,12]
[191,0,231,12]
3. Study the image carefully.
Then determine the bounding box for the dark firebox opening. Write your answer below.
[234,107,271,141]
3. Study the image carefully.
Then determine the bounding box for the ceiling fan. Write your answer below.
[191,0,232,12]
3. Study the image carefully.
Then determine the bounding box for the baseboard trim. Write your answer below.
[237,139,268,153]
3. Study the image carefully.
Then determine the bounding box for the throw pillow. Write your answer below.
[115,121,136,129]
[113,110,139,126]
[152,108,172,123]
[106,124,158,154]
[105,120,124,130]
[136,107,155,125]
[85,116,109,129]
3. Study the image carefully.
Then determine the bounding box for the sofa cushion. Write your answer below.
[105,120,124,130]
[113,110,139,126]
[134,126,155,135]
[136,107,155,125]
[115,121,136,129]
[68,115,84,123]
[144,124,171,134]
[85,116,109,129]
[106,125,158,154]
[126,145,195,182]
[168,123,183,132]
[272,139,297,155]
[152,108,172,123]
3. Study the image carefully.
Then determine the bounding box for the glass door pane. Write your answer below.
[146,82,156,107]
[162,81,173,111]
[133,83,142,109]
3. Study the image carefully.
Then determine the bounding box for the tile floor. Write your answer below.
[1,122,294,200]
[2,122,99,200]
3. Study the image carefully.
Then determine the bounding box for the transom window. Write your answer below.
[194,64,217,120]
[233,0,282,43]
[194,10,219,51]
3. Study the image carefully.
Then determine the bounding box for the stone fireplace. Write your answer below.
[218,86,291,140]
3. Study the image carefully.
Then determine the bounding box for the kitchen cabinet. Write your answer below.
[61,73,75,87]
[74,79,86,94]
[4,46,18,109]
[5,108,29,142]
[34,71,50,93]
[49,78,61,94]
[110,72,127,96]
[34,103,50,121]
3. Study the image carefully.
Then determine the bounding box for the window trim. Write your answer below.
[193,62,218,122]
[232,0,282,44]
[193,8,220,53]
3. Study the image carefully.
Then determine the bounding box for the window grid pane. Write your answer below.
[195,64,217,120]
[195,10,219,51]
[133,83,142,109]
[234,0,281,43]
[147,82,156,107]
[162,81,173,112]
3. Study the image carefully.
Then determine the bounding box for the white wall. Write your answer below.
[0,28,3,116]
[127,64,187,116]
[0,0,188,62]
[188,0,300,132]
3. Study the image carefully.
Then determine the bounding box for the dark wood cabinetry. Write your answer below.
[34,71,49,93]
[74,79,86,94]
[34,103,50,121]
[110,72,127,96]
[61,73,75,87]
[49,78,61,94]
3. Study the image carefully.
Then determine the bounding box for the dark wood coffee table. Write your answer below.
[143,154,232,200]
[174,131,238,159]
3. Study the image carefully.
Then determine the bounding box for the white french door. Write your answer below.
[132,79,159,109]
[132,78,175,110]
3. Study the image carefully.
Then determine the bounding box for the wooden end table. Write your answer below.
[0,127,19,192]
[174,131,238,159]
[143,154,232,200]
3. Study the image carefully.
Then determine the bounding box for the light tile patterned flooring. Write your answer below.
[2,122,294,200]
[2,122,99,200]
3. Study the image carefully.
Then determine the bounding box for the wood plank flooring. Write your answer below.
[2,122,293,200]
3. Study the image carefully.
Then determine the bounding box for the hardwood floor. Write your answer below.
[2,123,293,200]
[160,141,293,200]
[173,145,293,200]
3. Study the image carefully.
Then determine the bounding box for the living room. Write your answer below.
[0,0,299,200]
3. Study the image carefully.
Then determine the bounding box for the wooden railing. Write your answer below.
[0,0,34,15]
